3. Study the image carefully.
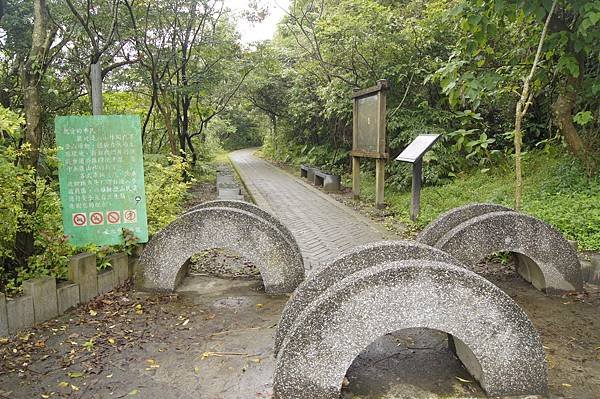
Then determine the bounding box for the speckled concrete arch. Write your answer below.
[274,240,465,355]
[273,260,548,398]
[137,207,304,295]
[435,211,583,293]
[417,203,514,246]
[185,200,301,258]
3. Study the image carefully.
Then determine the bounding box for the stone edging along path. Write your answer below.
[1,251,137,336]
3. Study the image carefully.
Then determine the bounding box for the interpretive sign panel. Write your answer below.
[395,134,441,221]
[355,95,379,153]
[352,80,388,158]
[395,134,441,163]
[56,115,148,246]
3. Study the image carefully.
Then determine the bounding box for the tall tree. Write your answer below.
[65,0,138,115]
[15,0,61,264]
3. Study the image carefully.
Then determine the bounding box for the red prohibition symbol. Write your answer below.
[72,213,87,227]
[107,211,121,224]
[124,209,137,223]
[90,212,104,225]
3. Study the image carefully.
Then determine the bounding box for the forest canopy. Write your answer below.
[0,0,598,291]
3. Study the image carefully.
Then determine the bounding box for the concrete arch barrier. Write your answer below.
[436,211,583,293]
[185,200,301,258]
[274,240,465,355]
[273,260,548,398]
[137,207,304,295]
[417,203,513,246]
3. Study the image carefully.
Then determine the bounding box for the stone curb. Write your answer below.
[0,251,133,337]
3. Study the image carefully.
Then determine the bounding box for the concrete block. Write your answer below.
[68,253,98,303]
[109,252,129,286]
[218,187,241,196]
[308,168,320,185]
[274,260,547,398]
[128,256,138,279]
[0,293,8,337]
[57,281,80,314]
[449,335,483,382]
[128,244,145,278]
[97,269,115,294]
[186,200,303,261]
[6,295,34,335]
[580,260,592,282]
[435,210,582,294]
[515,254,546,291]
[300,165,309,178]
[568,240,578,252]
[216,174,235,187]
[587,255,600,285]
[22,276,58,323]
[417,203,513,247]
[323,174,341,193]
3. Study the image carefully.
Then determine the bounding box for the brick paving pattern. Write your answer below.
[230,149,392,271]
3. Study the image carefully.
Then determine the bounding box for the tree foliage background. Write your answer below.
[0,0,598,290]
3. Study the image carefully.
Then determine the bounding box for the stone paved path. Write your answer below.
[230,148,393,270]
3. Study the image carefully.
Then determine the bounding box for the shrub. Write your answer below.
[144,155,193,235]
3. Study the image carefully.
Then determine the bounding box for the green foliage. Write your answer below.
[0,106,72,292]
[144,156,193,235]
[371,148,600,250]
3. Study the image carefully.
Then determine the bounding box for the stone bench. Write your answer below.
[306,166,318,184]
[314,170,341,193]
[137,206,305,295]
[418,204,583,294]
[273,258,548,398]
[300,164,309,179]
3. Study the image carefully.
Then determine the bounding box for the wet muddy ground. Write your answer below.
[1,256,599,399]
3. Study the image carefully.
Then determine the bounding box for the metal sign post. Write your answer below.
[395,134,441,221]
[352,79,389,209]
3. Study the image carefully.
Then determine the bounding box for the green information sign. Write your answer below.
[56,115,148,246]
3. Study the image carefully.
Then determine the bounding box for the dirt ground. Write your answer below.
[1,257,599,399]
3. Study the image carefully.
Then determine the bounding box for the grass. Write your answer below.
[350,148,600,251]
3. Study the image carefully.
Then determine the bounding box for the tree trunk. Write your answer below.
[157,91,178,156]
[90,62,103,115]
[15,0,50,265]
[552,75,584,155]
[271,114,277,154]
[513,0,557,211]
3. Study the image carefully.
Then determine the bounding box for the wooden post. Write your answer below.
[352,87,359,199]
[410,158,422,221]
[91,62,103,115]
[375,79,387,209]
[375,158,385,209]
[352,156,360,199]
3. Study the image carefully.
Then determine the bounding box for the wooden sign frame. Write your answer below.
[351,79,389,209]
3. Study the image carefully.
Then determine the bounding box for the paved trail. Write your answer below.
[230,148,391,270]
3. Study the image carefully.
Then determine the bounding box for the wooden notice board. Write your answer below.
[351,79,389,208]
